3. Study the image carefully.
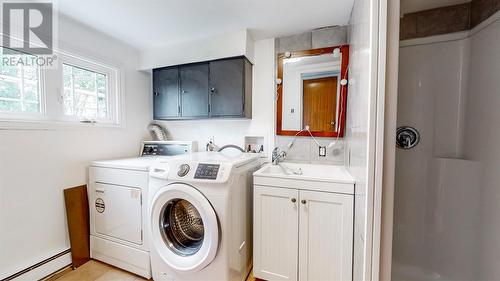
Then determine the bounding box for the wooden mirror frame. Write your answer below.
[276,45,349,137]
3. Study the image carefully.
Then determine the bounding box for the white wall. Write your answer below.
[0,15,150,279]
[138,29,254,70]
[464,15,500,281]
[346,0,379,279]
[156,38,276,156]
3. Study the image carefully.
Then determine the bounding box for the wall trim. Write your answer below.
[1,249,72,281]
[400,31,470,47]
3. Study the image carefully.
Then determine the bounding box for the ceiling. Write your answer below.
[57,0,354,51]
[401,0,470,14]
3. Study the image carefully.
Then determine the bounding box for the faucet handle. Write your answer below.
[272,146,280,157]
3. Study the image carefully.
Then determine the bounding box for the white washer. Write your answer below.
[88,141,196,278]
[148,151,260,281]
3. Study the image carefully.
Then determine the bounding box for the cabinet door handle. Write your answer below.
[154,92,159,96]
[210,87,216,93]
[301,199,307,204]
[291,198,296,203]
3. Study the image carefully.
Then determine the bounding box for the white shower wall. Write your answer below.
[398,35,470,158]
[395,12,500,281]
[393,33,479,281]
[464,15,500,280]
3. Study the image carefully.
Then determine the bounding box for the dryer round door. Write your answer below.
[150,183,219,273]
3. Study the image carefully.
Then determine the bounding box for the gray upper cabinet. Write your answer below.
[153,67,180,119]
[180,63,209,118]
[152,56,252,120]
[209,57,252,118]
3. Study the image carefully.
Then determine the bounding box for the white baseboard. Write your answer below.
[3,251,72,281]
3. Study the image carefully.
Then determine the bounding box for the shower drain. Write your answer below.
[396,126,420,149]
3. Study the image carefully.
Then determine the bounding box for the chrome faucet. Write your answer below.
[272,147,287,165]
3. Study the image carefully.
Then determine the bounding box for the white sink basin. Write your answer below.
[254,162,355,194]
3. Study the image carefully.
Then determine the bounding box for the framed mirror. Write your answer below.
[276,45,349,137]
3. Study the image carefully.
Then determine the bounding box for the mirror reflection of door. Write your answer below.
[302,76,337,132]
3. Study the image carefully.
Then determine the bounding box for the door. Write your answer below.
[298,190,353,281]
[150,183,218,273]
[180,63,209,118]
[153,67,179,119]
[254,186,299,281]
[302,76,338,132]
[209,58,244,117]
[93,183,142,245]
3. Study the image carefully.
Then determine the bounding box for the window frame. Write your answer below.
[54,52,121,125]
[0,47,47,121]
[0,34,123,129]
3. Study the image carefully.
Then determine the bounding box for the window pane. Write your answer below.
[0,47,40,114]
[24,83,38,101]
[63,89,73,115]
[24,102,39,113]
[96,74,108,118]
[63,65,72,88]
[63,63,109,120]
[0,100,21,112]
[0,80,21,99]
[72,66,96,92]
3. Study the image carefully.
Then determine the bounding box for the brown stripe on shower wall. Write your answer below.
[401,0,500,40]
[471,0,500,27]
[400,3,471,40]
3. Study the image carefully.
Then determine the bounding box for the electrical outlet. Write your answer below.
[319,146,326,157]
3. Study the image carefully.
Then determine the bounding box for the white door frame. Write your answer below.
[370,0,399,280]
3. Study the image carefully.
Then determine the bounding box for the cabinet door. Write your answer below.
[153,67,179,119]
[209,58,244,117]
[180,63,209,118]
[298,191,353,281]
[254,186,299,281]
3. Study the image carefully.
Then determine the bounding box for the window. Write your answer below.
[62,64,109,120]
[0,48,41,115]
[0,39,121,127]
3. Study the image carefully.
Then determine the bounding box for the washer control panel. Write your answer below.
[194,164,220,180]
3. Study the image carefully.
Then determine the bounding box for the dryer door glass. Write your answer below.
[160,199,204,256]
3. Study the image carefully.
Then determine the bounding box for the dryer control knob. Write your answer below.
[177,164,190,177]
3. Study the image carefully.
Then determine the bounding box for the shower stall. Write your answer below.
[392,4,500,281]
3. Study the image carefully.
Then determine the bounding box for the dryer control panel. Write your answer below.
[140,141,196,156]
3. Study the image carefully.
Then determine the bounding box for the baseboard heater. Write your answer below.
[1,249,72,281]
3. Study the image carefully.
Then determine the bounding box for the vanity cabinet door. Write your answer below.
[209,58,245,117]
[153,67,180,119]
[180,63,209,118]
[298,190,353,281]
[254,185,299,281]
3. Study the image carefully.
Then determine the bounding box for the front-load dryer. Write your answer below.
[148,151,260,281]
[88,141,196,278]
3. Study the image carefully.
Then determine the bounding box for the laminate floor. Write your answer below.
[49,260,256,281]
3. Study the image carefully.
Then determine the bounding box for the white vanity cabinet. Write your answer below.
[253,163,355,281]
[254,186,299,281]
[298,190,353,281]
